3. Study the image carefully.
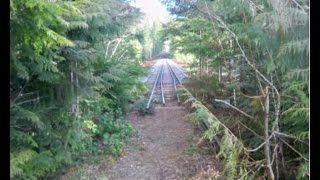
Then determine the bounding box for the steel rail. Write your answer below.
[167,59,189,79]
[160,60,165,106]
[146,60,164,109]
[166,59,181,104]
[166,60,182,85]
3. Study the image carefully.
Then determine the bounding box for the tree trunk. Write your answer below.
[233,88,236,106]
[57,85,63,104]
[264,87,275,180]
[239,57,246,93]
[218,65,222,82]
[74,60,80,117]
[206,59,209,74]
[271,74,284,179]
[70,63,74,113]
[71,60,80,116]
[199,58,202,77]
[229,59,233,83]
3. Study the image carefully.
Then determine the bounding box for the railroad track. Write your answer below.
[145,59,220,151]
[146,59,187,109]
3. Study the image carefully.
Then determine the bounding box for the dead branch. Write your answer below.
[110,38,123,58]
[247,133,274,153]
[279,137,309,161]
[214,99,254,119]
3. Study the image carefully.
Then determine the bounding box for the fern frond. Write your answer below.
[179,88,249,178]
[282,107,309,120]
[11,106,45,130]
[285,68,309,81]
[297,161,309,179]
[73,40,91,49]
[67,21,89,30]
[101,72,122,82]
[278,39,309,57]
[45,28,74,47]
[10,149,37,178]
[12,60,29,79]
[10,129,38,148]
[108,66,127,77]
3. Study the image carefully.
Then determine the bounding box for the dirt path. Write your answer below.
[104,59,221,179]
[106,101,189,179]
[55,59,221,180]
[104,99,220,180]
[55,104,221,180]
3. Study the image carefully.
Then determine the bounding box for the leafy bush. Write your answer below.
[133,98,156,115]
[81,97,134,155]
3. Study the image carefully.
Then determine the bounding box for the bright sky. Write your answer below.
[130,0,171,24]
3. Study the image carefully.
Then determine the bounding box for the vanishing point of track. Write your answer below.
[146,59,187,109]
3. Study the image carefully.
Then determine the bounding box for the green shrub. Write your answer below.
[133,98,155,115]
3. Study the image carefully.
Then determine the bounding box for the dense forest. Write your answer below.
[10,0,163,179]
[161,0,309,179]
[10,0,309,179]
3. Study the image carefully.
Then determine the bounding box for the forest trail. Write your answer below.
[56,59,221,180]
[105,60,221,179]
[105,100,210,179]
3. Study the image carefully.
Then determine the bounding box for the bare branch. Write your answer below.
[263,87,275,180]
[290,0,308,13]
[246,133,274,152]
[273,131,308,145]
[12,97,40,107]
[214,99,254,119]
[279,138,309,161]
[110,38,123,58]
[248,0,264,12]
[238,121,264,140]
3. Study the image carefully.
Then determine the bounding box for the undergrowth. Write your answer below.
[178,87,252,180]
[183,144,197,157]
[10,96,136,180]
[133,98,156,116]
